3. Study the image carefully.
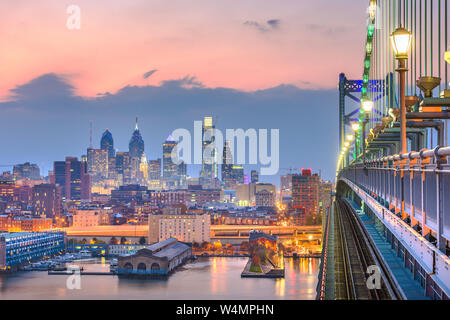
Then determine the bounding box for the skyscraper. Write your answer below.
[221,140,233,186]
[200,116,218,185]
[163,136,178,179]
[129,117,145,159]
[251,170,259,183]
[50,157,91,201]
[148,159,162,181]
[87,148,108,181]
[100,129,115,158]
[115,152,131,184]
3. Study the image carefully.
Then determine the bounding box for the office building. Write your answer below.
[13,163,40,180]
[32,184,62,218]
[148,212,211,244]
[100,129,115,159]
[50,157,91,201]
[87,148,109,181]
[292,169,319,216]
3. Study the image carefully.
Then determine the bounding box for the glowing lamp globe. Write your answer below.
[391,27,411,60]
[361,99,374,113]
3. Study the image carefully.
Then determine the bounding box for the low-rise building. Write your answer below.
[148,212,211,244]
[117,238,191,276]
[0,232,65,271]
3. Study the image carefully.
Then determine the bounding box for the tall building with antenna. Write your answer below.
[129,117,145,159]
[200,116,218,186]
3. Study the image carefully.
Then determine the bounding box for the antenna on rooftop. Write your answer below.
[89,120,93,148]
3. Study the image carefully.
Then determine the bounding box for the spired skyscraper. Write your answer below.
[129,117,145,159]
[100,129,115,158]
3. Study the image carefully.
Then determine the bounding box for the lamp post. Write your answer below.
[361,99,373,164]
[391,26,412,154]
[368,0,377,21]
[351,122,360,159]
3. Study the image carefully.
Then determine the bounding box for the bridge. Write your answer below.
[318,0,450,300]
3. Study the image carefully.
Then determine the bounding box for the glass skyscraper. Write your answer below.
[100,129,115,158]
[129,118,145,159]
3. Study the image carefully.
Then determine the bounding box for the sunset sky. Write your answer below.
[1,0,367,98]
[1,0,369,182]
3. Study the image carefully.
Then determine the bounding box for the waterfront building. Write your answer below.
[50,157,91,201]
[117,238,192,277]
[107,244,148,256]
[32,183,62,218]
[100,129,115,159]
[13,163,40,180]
[72,209,111,228]
[0,232,65,271]
[129,117,145,159]
[0,216,52,232]
[148,212,211,244]
[292,169,319,218]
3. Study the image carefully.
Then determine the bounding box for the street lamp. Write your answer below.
[369,0,377,21]
[391,26,411,154]
[444,50,450,64]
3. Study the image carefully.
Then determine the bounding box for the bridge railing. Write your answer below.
[338,146,450,253]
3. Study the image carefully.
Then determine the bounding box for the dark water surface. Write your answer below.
[0,257,319,300]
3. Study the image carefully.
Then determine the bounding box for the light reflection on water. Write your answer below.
[0,257,319,300]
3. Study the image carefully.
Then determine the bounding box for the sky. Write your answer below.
[0,0,368,184]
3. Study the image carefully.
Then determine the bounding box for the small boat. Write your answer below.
[79,250,92,258]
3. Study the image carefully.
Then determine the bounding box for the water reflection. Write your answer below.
[0,257,319,300]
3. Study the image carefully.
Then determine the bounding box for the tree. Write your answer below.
[109,237,118,245]
[139,237,146,245]
[240,241,249,253]
[120,237,127,244]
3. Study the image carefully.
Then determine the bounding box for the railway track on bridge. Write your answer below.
[334,199,402,300]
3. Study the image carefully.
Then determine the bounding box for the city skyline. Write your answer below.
[0,0,370,184]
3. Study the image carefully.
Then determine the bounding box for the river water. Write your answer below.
[0,257,319,300]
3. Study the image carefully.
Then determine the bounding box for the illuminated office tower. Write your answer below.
[51,157,91,201]
[221,140,233,187]
[200,116,218,185]
[251,170,259,183]
[87,148,109,181]
[163,136,178,179]
[115,152,131,184]
[100,129,115,159]
[148,159,161,181]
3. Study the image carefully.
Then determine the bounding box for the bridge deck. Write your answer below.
[346,199,429,300]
